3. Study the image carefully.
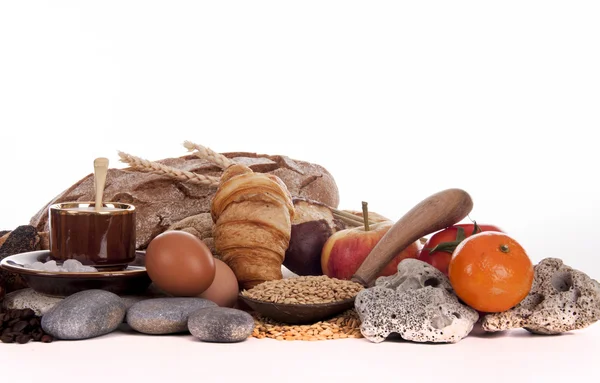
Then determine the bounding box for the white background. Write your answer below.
[1,1,599,382]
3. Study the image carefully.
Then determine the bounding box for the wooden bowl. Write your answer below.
[239,294,355,324]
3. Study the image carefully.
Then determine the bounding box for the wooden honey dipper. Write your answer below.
[351,188,474,287]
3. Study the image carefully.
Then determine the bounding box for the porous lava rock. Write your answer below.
[482,258,600,335]
[355,259,479,343]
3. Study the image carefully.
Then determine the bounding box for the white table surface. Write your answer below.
[1,2,599,382]
[1,321,598,383]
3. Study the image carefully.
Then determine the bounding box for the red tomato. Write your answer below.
[417,223,504,275]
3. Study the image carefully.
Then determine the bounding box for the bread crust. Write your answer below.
[30,152,339,249]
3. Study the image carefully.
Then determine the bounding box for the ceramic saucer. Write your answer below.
[0,250,151,297]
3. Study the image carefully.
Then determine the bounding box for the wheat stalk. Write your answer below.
[183,140,234,169]
[117,151,220,186]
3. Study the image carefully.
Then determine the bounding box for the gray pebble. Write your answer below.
[120,283,172,310]
[41,289,126,340]
[2,285,170,318]
[188,307,254,343]
[126,297,217,334]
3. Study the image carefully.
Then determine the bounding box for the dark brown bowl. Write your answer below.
[239,294,355,324]
[0,250,151,297]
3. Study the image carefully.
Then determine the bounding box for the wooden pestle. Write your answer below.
[351,188,474,287]
[93,157,109,212]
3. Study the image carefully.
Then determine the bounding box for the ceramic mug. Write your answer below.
[48,202,136,270]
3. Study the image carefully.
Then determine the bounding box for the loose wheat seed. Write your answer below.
[251,309,363,341]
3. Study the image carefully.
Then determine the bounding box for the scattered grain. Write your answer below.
[251,309,363,341]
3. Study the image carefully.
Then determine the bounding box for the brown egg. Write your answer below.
[145,231,216,296]
[199,259,239,307]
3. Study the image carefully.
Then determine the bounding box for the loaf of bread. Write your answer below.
[30,152,340,250]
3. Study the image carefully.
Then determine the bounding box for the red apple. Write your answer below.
[321,221,421,280]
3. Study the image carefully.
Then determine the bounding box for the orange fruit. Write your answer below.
[448,231,534,313]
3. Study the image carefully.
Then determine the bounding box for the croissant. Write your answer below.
[211,164,295,289]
